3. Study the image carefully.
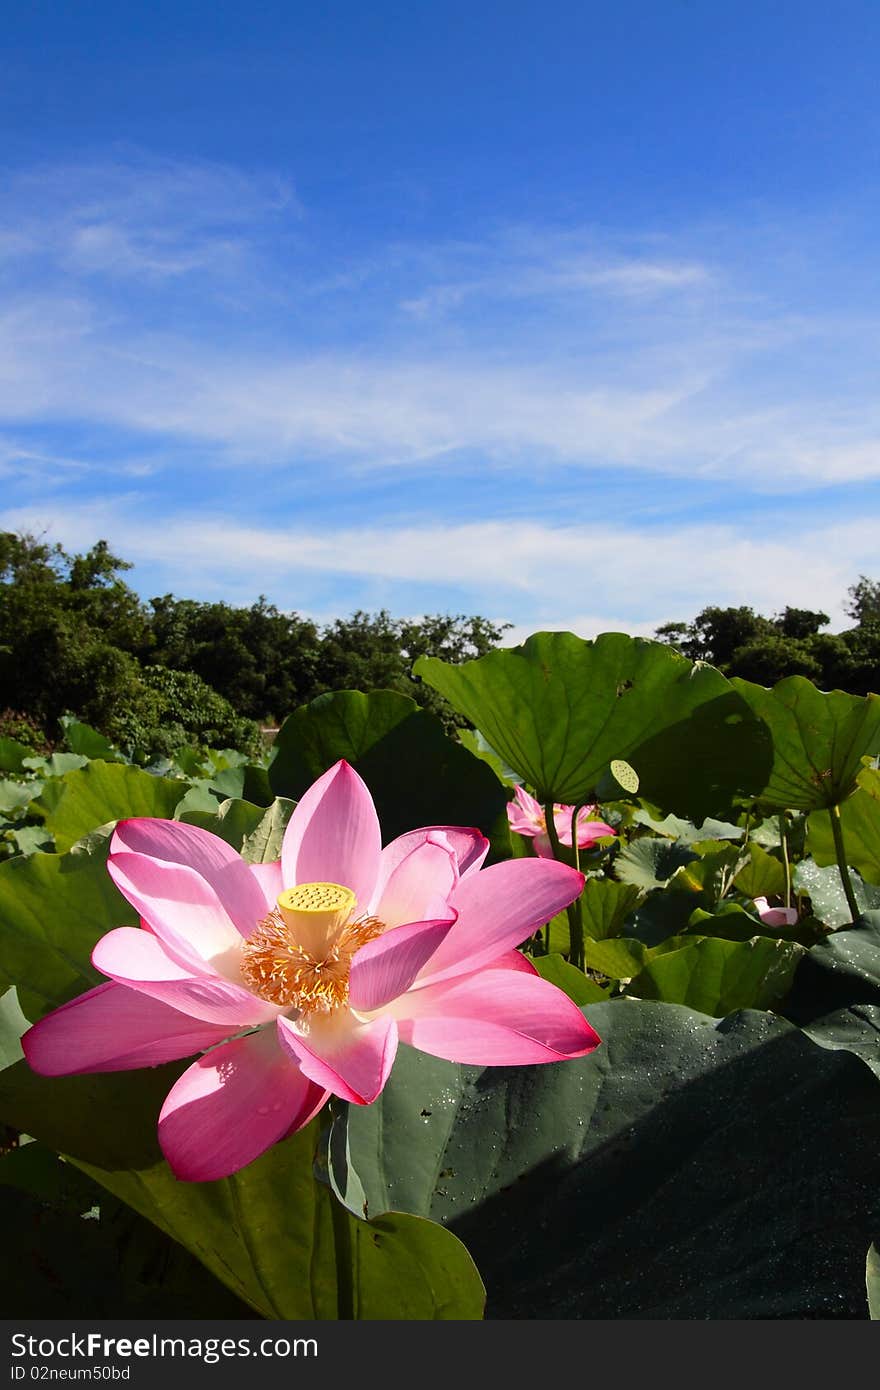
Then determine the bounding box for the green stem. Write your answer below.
[544,800,584,970]
[778,813,791,909]
[829,803,860,923]
[330,1191,355,1320]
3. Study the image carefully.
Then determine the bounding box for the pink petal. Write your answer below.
[415,858,585,987]
[22,981,231,1076]
[92,927,280,1027]
[553,806,616,848]
[249,859,284,912]
[348,916,457,1012]
[372,836,458,928]
[158,1028,328,1182]
[277,1010,397,1105]
[281,761,381,911]
[512,785,544,821]
[753,896,798,926]
[492,949,540,975]
[111,819,267,937]
[390,967,602,1065]
[372,827,489,906]
[108,851,248,974]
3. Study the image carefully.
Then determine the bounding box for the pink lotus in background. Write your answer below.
[507,784,616,859]
[752,896,799,928]
[23,760,599,1182]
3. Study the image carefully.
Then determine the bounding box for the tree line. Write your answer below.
[2,530,877,761]
[655,577,880,694]
[0,532,507,759]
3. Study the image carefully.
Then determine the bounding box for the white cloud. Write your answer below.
[1,503,871,634]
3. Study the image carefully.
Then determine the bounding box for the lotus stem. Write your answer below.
[779,812,791,909]
[829,803,860,923]
[330,1190,355,1320]
[543,799,584,970]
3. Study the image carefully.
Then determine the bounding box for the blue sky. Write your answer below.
[2,1,879,638]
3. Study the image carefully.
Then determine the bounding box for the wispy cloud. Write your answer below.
[1,158,878,492]
[0,150,878,634]
[1,152,297,284]
[1,501,870,634]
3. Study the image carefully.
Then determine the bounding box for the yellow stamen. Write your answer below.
[240,881,383,1014]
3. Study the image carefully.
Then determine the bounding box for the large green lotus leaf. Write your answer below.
[6,824,54,856]
[580,878,643,940]
[0,837,134,1017]
[685,904,813,945]
[631,809,744,843]
[0,778,38,816]
[581,937,646,980]
[532,953,610,1004]
[0,986,27,1067]
[179,797,294,863]
[45,763,186,854]
[731,676,880,810]
[24,752,89,778]
[0,737,36,773]
[613,836,699,890]
[807,781,880,887]
[627,935,802,1015]
[0,1059,483,1320]
[330,1002,880,1318]
[269,689,509,850]
[456,729,519,785]
[732,842,786,900]
[59,718,125,763]
[793,858,880,928]
[414,632,771,818]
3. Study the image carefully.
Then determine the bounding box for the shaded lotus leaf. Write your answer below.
[0,837,134,1018]
[330,1001,880,1317]
[415,632,771,819]
[0,1141,254,1319]
[801,1004,880,1081]
[269,689,509,852]
[731,676,880,811]
[782,915,880,1026]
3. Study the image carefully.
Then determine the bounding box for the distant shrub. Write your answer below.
[0,708,52,754]
[108,666,262,762]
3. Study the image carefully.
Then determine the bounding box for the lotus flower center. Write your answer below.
[239,880,383,1014]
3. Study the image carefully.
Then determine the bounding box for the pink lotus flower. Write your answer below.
[23,760,599,1182]
[507,785,616,859]
[752,896,799,928]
